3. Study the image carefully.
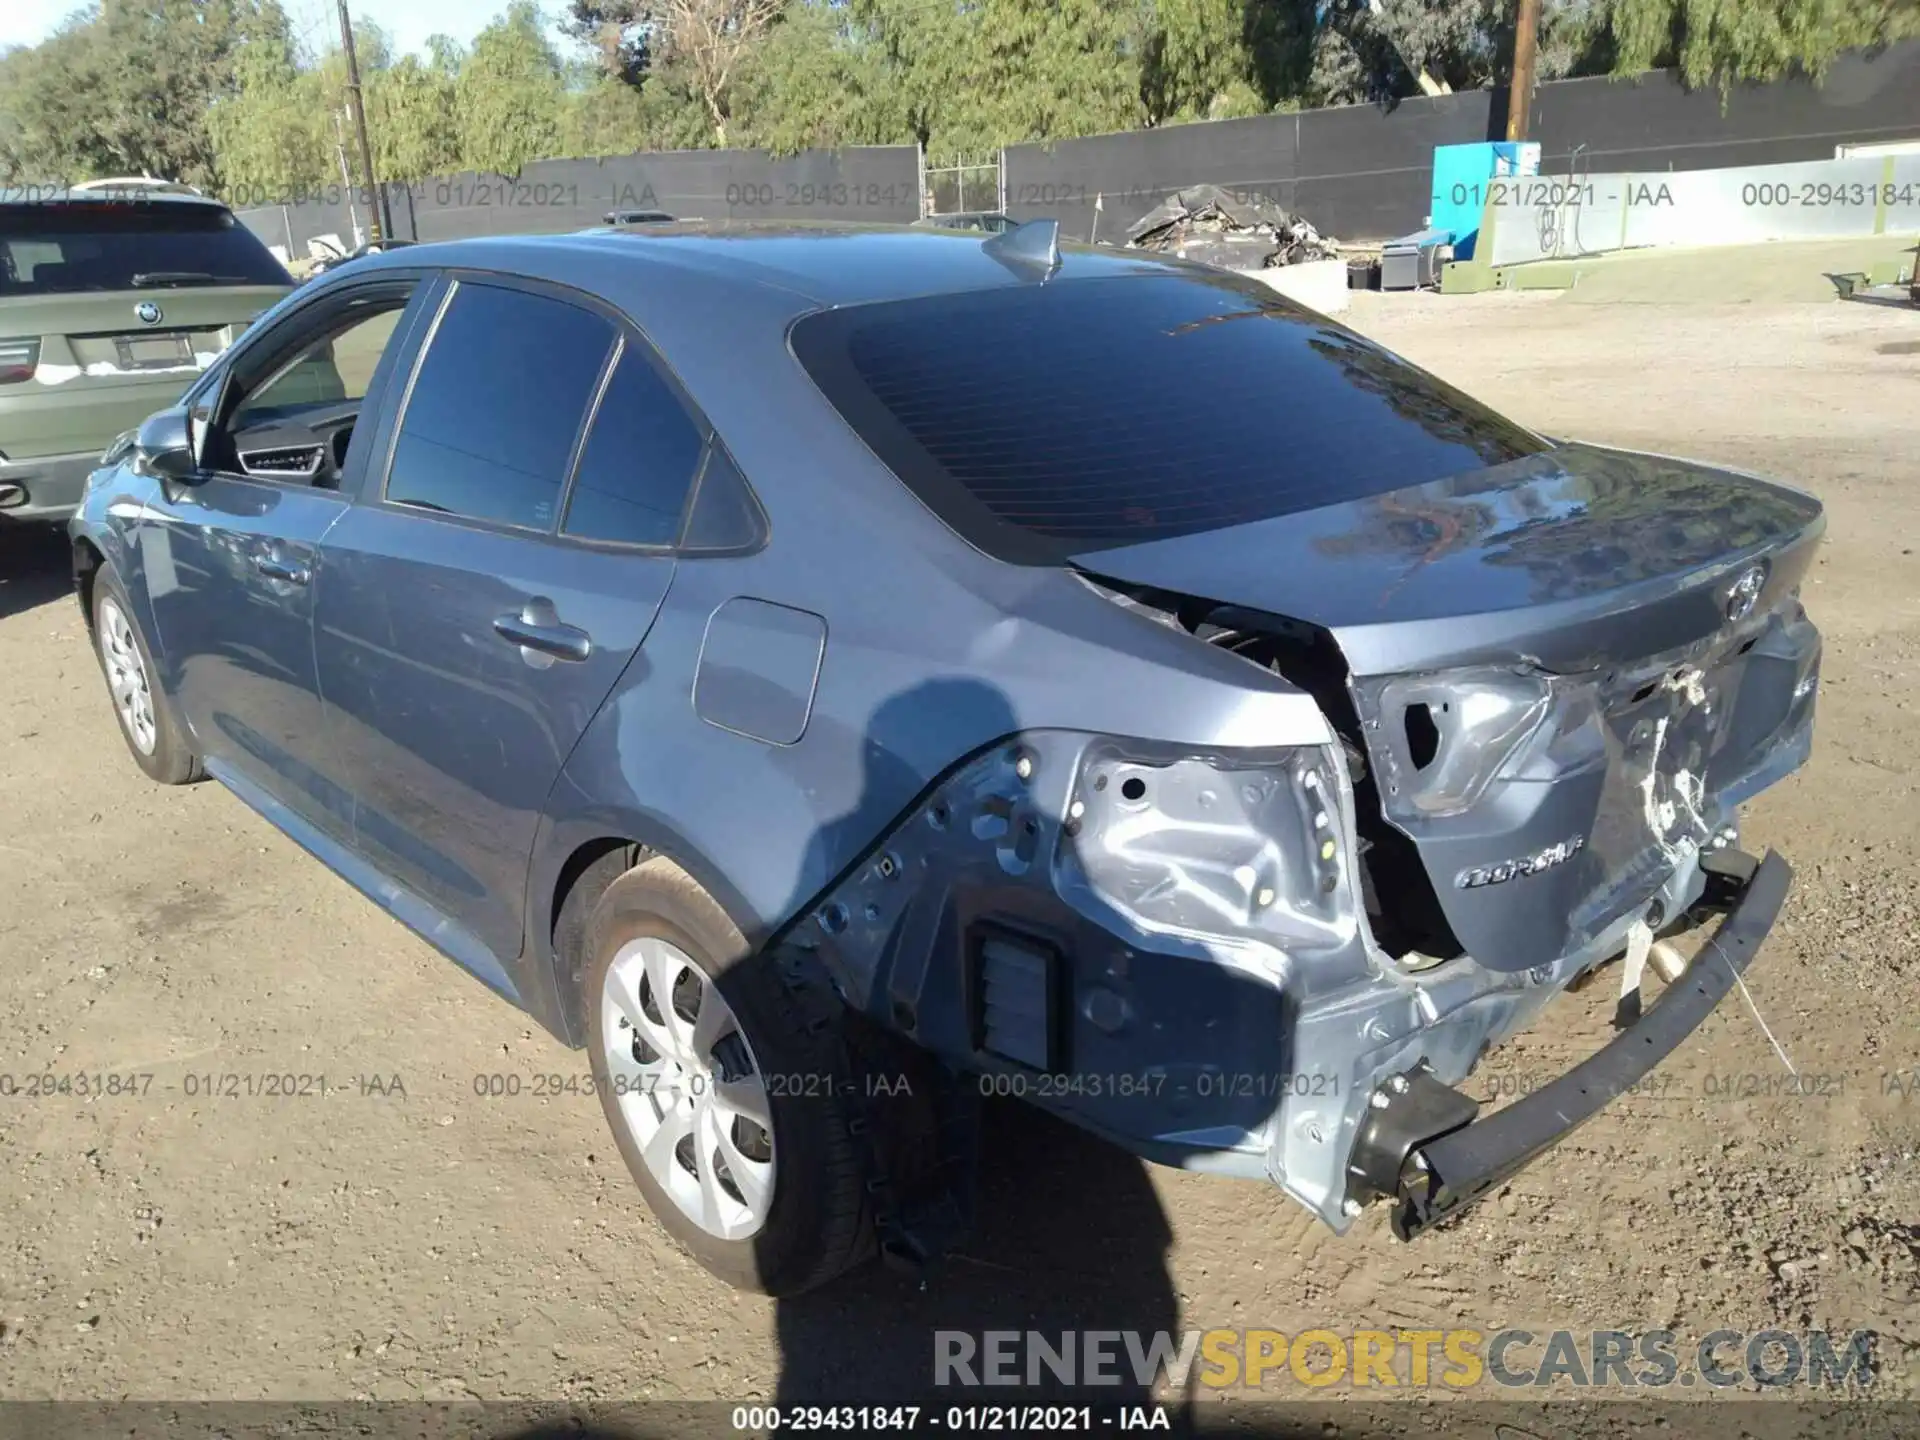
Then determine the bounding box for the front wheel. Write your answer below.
[91,573,201,785]
[583,857,873,1295]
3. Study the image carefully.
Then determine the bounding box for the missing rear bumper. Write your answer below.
[1349,848,1791,1240]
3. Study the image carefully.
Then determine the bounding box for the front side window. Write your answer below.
[231,303,405,429]
[386,282,615,530]
[200,287,419,485]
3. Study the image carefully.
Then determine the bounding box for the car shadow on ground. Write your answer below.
[742,676,1202,1421]
[0,523,72,622]
[491,1108,1206,1435]
[773,1099,1182,1409]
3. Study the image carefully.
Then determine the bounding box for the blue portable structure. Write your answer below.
[1428,141,1541,260]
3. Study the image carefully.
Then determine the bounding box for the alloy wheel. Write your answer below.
[600,937,776,1240]
[99,597,158,756]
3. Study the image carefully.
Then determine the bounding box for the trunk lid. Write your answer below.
[0,288,285,457]
[1075,442,1825,971]
[1072,441,1823,677]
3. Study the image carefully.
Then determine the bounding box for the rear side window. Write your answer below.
[562,343,706,547]
[387,282,615,530]
[790,271,1548,562]
[0,200,292,294]
[680,445,767,553]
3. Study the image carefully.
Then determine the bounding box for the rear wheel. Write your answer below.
[583,857,872,1294]
[92,574,200,785]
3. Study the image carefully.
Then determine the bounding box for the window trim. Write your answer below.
[675,439,772,559]
[183,267,431,413]
[557,333,628,539]
[551,335,721,556]
[191,273,428,493]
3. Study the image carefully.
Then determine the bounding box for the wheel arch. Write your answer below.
[532,810,774,1048]
[71,536,105,635]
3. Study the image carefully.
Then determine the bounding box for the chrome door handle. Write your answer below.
[253,554,310,585]
[493,598,592,664]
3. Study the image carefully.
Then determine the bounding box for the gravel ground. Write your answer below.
[0,292,1916,1423]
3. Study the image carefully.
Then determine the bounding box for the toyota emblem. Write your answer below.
[1726,564,1766,621]
[134,301,163,326]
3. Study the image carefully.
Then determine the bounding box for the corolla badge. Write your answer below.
[1456,834,1585,890]
[134,301,164,326]
[1726,564,1766,621]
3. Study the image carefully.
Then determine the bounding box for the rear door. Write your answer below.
[313,274,710,964]
[0,198,290,461]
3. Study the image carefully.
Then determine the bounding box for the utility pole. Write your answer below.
[1506,0,1541,140]
[336,0,390,242]
[331,112,363,250]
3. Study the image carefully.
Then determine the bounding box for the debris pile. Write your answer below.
[1124,184,1340,269]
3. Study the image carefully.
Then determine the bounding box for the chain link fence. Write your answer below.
[923,157,1003,216]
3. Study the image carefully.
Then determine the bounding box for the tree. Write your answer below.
[0,21,104,183]
[560,0,652,82]
[205,2,330,200]
[958,0,1147,148]
[454,2,568,174]
[7,0,1916,197]
[842,0,980,155]
[0,0,263,188]
[370,54,462,181]
[557,73,660,155]
[1251,0,1520,107]
[1586,0,1917,88]
[651,0,789,145]
[844,0,1145,160]
[732,0,894,153]
[1140,0,1270,122]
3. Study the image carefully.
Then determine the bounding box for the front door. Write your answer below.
[138,280,427,838]
[313,276,710,965]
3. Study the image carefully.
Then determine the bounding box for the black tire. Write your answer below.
[90,570,201,785]
[582,856,873,1295]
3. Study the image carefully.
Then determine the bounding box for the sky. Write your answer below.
[0,0,572,63]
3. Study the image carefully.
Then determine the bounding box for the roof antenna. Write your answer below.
[983,217,1060,278]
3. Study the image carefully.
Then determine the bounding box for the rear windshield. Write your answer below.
[0,200,291,296]
[790,270,1549,562]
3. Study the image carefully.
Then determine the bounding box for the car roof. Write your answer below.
[354,220,1190,309]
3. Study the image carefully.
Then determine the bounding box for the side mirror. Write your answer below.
[132,409,197,482]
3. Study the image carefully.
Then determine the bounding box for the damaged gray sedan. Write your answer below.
[72,219,1820,1295]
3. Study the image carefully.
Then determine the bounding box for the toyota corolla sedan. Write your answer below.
[69,221,1822,1295]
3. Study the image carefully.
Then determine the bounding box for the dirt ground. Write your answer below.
[1,291,1916,1422]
